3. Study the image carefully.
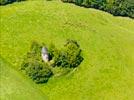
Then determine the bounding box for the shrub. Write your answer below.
[21,40,83,83]
[75,0,83,5]
[48,43,56,60]
[21,41,42,70]
[25,61,53,83]
[63,39,83,68]
[51,39,83,68]
[21,41,53,83]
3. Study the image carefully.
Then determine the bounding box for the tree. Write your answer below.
[21,40,83,83]
[21,41,53,84]
[51,39,83,68]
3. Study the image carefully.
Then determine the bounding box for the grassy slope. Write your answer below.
[0,0,134,100]
[0,57,47,100]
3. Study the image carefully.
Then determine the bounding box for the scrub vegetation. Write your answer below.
[21,40,83,83]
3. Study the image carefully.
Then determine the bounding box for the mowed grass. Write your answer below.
[0,0,134,100]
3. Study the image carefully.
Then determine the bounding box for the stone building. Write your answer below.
[41,47,49,62]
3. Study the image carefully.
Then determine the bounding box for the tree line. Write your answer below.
[61,0,134,18]
[0,0,25,5]
[1,0,133,18]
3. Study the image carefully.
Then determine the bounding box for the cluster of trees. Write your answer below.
[21,41,53,83]
[0,0,25,5]
[49,39,83,68]
[21,40,83,83]
[61,0,134,18]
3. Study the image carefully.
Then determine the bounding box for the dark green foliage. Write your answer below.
[48,43,56,60]
[21,41,53,84]
[25,61,53,83]
[87,0,106,10]
[0,0,8,5]
[21,41,42,70]
[61,0,75,3]
[75,0,83,5]
[21,40,83,83]
[0,0,25,5]
[109,0,134,17]
[51,48,64,67]
[63,39,83,68]
[48,44,68,67]
[51,39,83,68]
[61,0,134,18]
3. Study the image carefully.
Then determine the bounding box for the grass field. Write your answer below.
[0,57,47,100]
[0,0,134,100]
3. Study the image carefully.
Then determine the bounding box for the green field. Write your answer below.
[0,0,134,100]
[0,57,47,100]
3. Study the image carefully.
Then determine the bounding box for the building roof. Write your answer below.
[41,47,48,54]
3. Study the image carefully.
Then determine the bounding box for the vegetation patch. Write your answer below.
[21,40,83,84]
[61,0,134,18]
[0,0,25,5]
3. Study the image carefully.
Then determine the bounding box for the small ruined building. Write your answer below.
[41,47,49,62]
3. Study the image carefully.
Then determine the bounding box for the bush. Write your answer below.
[25,61,53,83]
[63,39,83,68]
[21,40,83,83]
[21,41,53,83]
[51,39,83,68]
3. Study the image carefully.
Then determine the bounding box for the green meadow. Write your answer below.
[0,57,47,100]
[0,0,134,100]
